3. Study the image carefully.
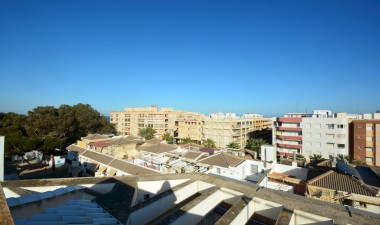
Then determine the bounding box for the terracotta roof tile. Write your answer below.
[307,170,377,196]
[198,153,245,168]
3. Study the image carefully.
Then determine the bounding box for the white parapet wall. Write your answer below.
[0,136,4,181]
[289,209,333,225]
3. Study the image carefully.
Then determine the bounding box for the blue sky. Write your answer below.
[1,0,379,117]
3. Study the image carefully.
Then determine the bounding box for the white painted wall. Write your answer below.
[289,209,333,225]
[270,164,308,181]
[302,117,349,159]
[209,160,270,182]
[261,145,275,162]
[0,136,4,181]
[136,179,189,203]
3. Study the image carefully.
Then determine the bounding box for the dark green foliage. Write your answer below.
[180,137,193,144]
[245,138,267,157]
[227,142,239,149]
[162,132,174,143]
[138,127,156,140]
[202,138,216,148]
[0,104,116,157]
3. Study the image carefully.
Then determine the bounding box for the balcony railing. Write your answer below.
[277,143,302,149]
[276,135,302,141]
[277,126,302,131]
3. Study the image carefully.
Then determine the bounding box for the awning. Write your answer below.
[97,165,107,174]
[107,169,117,176]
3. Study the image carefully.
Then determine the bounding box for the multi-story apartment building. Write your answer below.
[110,105,203,138]
[203,113,272,148]
[272,113,306,158]
[350,119,380,166]
[177,118,203,144]
[302,110,349,159]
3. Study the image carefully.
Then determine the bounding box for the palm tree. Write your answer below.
[181,137,193,144]
[246,138,267,158]
[138,127,156,140]
[227,142,239,149]
[309,153,323,161]
[336,154,350,162]
[162,132,174,143]
[202,138,216,148]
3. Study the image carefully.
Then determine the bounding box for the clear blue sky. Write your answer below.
[1,0,379,117]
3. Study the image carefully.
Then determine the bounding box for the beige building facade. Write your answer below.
[110,105,203,138]
[202,114,272,148]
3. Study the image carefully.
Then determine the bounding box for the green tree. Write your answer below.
[245,138,267,157]
[162,132,174,143]
[180,137,193,144]
[227,142,239,149]
[309,153,324,161]
[202,138,216,148]
[138,127,156,140]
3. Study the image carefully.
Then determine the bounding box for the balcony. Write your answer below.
[276,135,302,141]
[277,143,302,149]
[277,126,302,131]
[277,117,302,123]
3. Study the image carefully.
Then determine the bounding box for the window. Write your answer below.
[337,144,345,149]
[326,134,335,139]
[250,164,258,174]
[327,124,335,129]
[337,124,344,129]
[217,168,221,174]
[304,132,311,138]
[366,126,372,131]
[315,142,321,147]
[327,143,334,149]
[365,147,373,152]
[315,133,321,138]
[337,134,345,139]
[366,137,372,141]
[366,157,373,163]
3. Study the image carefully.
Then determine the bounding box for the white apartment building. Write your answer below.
[302,110,349,159]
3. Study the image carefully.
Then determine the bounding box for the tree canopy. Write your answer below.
[202,138,216,148]
[138,127,156,140]
[0,104,115,157]
[162,132,174,143]
[180,137,193,144]
[227,142,239,149]
[245,138,267,157]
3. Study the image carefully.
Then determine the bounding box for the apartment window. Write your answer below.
[337,124,344,129]
[366,126,372,131]
[315,124,321,129]
[304,123,311,129]
[365,147,373,152]
[326,134,335,139]
[327,143,334,149]
[316,142,321,147]
[337,144,345,149]
[366,157,373,163]
[304,132,311,138]
[337,134,345,139]
[250,165,258,174]
[327,124,335,129]
[366,137,372,141]
[315,133,321,138]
